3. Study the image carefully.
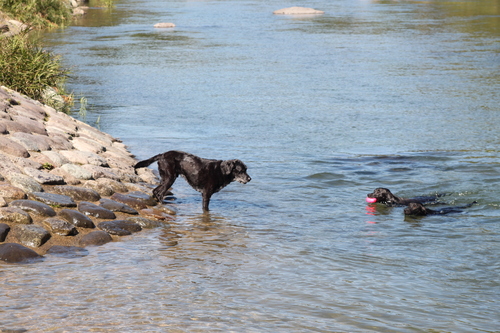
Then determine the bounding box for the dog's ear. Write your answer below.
[221,160,235,175]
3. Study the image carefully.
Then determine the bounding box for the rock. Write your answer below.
[154,22,175,28]
[23,167,66,185]
[52,185,101,202]
[58,209,95,228]
[0,223,10,241]
[41,151,70,167]
[152,204,177,216]
[79,230,112,247]
[97,220,141,236]
[0,243,43,263]
[12,224,51,247]
[49,167,81,185]
[0,183,27,199]
[46,245,88,258]
[136,167,158,184]
[126,216,167,229]
[9,200,57,217]
[273,7,325,15]
[10,132,50,151]
[110,192,150,210]
[0,154,22,177]
[81,164,121,181]
[28,192,77,207]
[78,201,116,219]
[59,150,108,166]
[5,173,43,193]
[59,163,93,180]
[121,191,156,206]
[71,137,105,153]
[12,156,43,170]
[139,208,174,221]
[0,136,30,157]
[42,217,77,236]
[0,207,32,224]
[0,120,30,135]
[99,198,138,214]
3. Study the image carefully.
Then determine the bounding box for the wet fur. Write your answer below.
[134,150,251,211]
[367,188,441,206]
[404,202,477,216]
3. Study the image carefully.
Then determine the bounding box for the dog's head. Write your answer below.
[367,188,397,204]
[222,159,251,184]
[404,203,428,216]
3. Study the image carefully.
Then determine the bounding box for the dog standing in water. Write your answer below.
[134,150,251,211]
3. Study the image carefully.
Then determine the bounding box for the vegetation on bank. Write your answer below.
[0,0,72,28]
[0,31,72,110]
[0,0,73,111]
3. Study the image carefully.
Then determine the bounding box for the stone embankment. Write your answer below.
[0,85,173,263]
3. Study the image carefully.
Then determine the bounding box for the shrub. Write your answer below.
[0,31,71,105]
[0,0,72,28]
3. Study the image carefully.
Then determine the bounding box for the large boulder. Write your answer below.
[12,224,51,247]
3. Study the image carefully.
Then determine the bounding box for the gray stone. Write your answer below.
[0,120,30,134]
[0,223,10,241]
[0,136,30,158]
[46,245,88,258]
[0,207,32,224]
[59,163,93,180]
[52,185,101,202]
[110,192,152,210]
[28,192,76,207]
[79,230,112,247]
[71,137,105,153]
[0,183,27,199]
[80,164,121,180]
[41,151,70,167]
[11,116,47,136]
[23,167,65,185]
[97,220,141,236]
[78,201,116,219]
[126,216,166,229]
[0,154,22,177]
[9,200,57,217]
[42,218,77,236]
[5,173,43,193]
[99,198,138,214]
[10,132,51,151]
[82,180,115,196]
[0,243,43,263]
[59,150,108,166]
[13,224,51,247]
[58,209,95,228]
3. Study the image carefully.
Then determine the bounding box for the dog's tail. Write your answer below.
[134,154,161,169]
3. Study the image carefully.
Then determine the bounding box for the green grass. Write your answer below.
[0,0,72,28]
[0,31,71,107]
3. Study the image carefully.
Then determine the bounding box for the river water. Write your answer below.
[1,0,500,332]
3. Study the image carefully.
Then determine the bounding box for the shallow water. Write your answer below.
[1,0,500,332]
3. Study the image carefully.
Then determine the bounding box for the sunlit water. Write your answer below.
[1,0,500,331]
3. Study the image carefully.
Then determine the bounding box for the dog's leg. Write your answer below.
[154,156,177,203]
[202,191,213,212]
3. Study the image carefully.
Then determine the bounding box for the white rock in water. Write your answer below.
[273,7,325,15]
[154,23,176,28]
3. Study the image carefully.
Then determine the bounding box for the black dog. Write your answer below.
[404,202,477,216]
[367,188,441,206]
[134,150,251,211]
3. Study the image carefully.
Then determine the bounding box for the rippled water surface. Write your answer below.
[1,0,500,332]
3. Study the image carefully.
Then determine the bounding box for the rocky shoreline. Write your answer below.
[0,85,172,263]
